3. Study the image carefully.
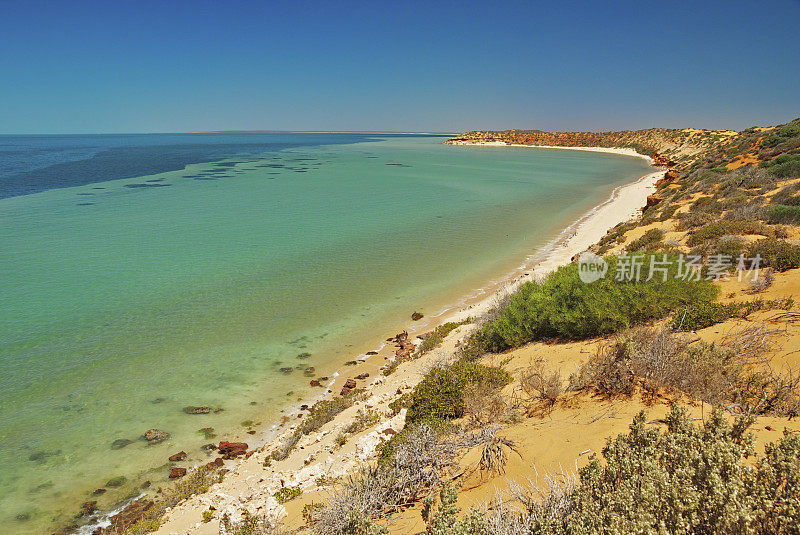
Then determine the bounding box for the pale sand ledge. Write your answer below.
[144,147,664,535]
[446,140,653,163]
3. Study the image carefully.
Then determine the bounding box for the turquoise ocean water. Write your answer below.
[0,133,653,533]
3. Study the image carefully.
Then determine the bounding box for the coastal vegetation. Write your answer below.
[270,391,364,462]
[473,254,718,351]
[421,407,800,535]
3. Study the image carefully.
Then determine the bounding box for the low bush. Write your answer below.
[519,360,563,409]
[676,211,716,230]
[405,360,512,424]
[673,297,793,331]
[273,486,302,504]
[423,406,800,535]
[626,228,664,252]
[271,393,362,461]
[691,195,725,214]
[768,204,800,224]
[671,300,738,331]
[317,422,498,535]
[573,322,797,415]
[417,320,469,354]
[220,511,279,535]
[711,235,746,258]
[657,204,678,222]
[685,220,775,246]
[475,254,718,351]
[344,409,381,435]
[747,237,800,271]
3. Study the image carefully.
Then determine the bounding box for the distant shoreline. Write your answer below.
[444,139,653,162]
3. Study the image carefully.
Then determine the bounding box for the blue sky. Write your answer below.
[1,0,798,133]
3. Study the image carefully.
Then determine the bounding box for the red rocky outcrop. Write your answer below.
[218,441,248,459]
[169,467,186,479]
[168,451,187,462]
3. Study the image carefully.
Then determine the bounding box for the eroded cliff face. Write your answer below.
[444,127,740,167]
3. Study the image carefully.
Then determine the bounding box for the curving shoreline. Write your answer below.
[82,145,665,534]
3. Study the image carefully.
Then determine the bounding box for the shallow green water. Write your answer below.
[0,134,653,532]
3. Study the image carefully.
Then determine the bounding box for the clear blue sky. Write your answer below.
[1,0,798,133]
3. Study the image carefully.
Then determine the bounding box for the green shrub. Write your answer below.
[424,406,800,535]
[568,407,795,534]
[273,486,302,503]
[747,238,800,271]
[691,195,724,213]
[417,320,469,354]
[344,409,381,435]
[685,220,774,246]
[768,204,800,224]
[676,211,716,230]
[671,300,737,331]
[271,393,362,461]
[626,228,664,252]
[475,254,718,350]
[405,360,511,424]
[657,204,678,222]
[763,122,800,148]
[673,297,793,331]
[712,235,745,258]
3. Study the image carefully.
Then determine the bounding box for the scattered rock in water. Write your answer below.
[150,397,167,404]
[218,441,248,460]
[303,366,316,376]
[141,480,151,489]
[300,404,309,411]
[28,449,60,463]
[124,183,170,188]
[30,481,54,493]
[201,443,218,454]
[15,512,31,522]
[296,352,311,359]
[93,488,106,495]
[411,311,424,320]
[279,367,294,374]
[310,379,321,387]
[344,360,358,366]
[214,407,224,413]
[143,429,168,443]
[366,350,379,355]
[355,373,370,380]
[381,428,397,435]
[106,476,126,487]
[198,427,216,439]
[111,438,133,450]
[168,451,187,462]
[247,430,256,434]
[168,467,186,479]
[183,406,212,414]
